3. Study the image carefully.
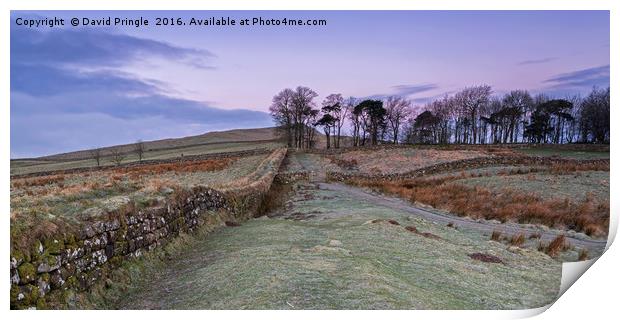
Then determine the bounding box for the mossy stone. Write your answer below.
[11,250,25,268]
[40,272,50,283]
[17,262,36,284]
[10,285,20,303]
[30,240,43,261]
[44,238,65,255]
[65,233,77,246]
[36,297,47,309]
[65,276,77,288]
[25,284,40,305]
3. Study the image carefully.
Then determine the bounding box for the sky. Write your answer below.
[10,11,609,157]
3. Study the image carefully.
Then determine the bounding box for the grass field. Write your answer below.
[329,147,488,174]
[11,141,283,176]
[457,169,609,202]
[513,147,609,160]
[347,162,610,238]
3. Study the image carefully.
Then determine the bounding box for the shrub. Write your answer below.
[468,252,503,264]
[509,233,525,246]
[578,248,589,261]
[490,230,502,242]
[545,235,567,257]
[347,176,608,236]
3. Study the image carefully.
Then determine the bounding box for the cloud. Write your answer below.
[11,64,163,97]
[10,27,272,158]
[537,65,609,98]
[544,65,609,87]
[517,57,557,65]
[542,64,610,96]
[11,28,215,68]
[364,83,440,100]
[391,83,439,96]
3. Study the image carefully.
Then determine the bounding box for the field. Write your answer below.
[328,147,489,174]
[513,146,610,160]
[11,140,283,176]
[344,160,609,239]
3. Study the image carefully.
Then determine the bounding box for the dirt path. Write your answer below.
[287,151,606,256]
[320,183,607,256]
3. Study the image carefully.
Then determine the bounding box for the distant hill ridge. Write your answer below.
[34,127,282,161]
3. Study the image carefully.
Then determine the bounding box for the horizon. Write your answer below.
[11,10,610,157]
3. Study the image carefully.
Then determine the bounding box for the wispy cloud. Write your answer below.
[544,65,609,86]
[517,57,557,65]
[540,65,610,97]
[11,28,215,68]
[364,83,440,100]
[391,83,439,96]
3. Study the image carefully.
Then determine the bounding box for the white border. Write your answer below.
[2,1,617,319]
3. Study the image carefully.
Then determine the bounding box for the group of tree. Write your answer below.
[403,86,609,145]
[90,140,146,166]
[270,87,415,149]
[271,85,610,149]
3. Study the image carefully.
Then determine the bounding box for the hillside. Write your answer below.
[36,127,283,161]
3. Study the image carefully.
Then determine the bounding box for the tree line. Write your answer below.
[269,85,610,149]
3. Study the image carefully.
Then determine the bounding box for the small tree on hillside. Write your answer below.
[90,148,102,167]
[134,140,145,162]
[109,147,125,166]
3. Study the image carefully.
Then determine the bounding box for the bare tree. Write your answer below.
[90,148,102,167]
[321,94,344,148]
[349,100,362,146]
[134,140,145,162]
[334,97,353,148]
[454,85,492,144]
[502,90,533,143]
[269,86,319,149]
[269,88,295,147]
[109,147,125,166]
[292,86,319,149]
[384,96,412,144]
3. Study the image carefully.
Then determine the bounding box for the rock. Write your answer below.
[18,263,37,284]
[11,268,20,285]
[49,271,65,289]
[44,238,65,255]
[37,255,61,273]
[37,277,51,296]
[328,239,342,247]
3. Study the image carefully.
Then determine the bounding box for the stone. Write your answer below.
[49,270,65,289]
[11,268,20,285]
[44,238,65,255]
[37,255,61,273]
[328,239,343,247]
[37,277,50,296]
[18,263,37,284]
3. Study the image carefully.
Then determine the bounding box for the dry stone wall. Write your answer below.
[10,149,286,309]
[327,156,609,182]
